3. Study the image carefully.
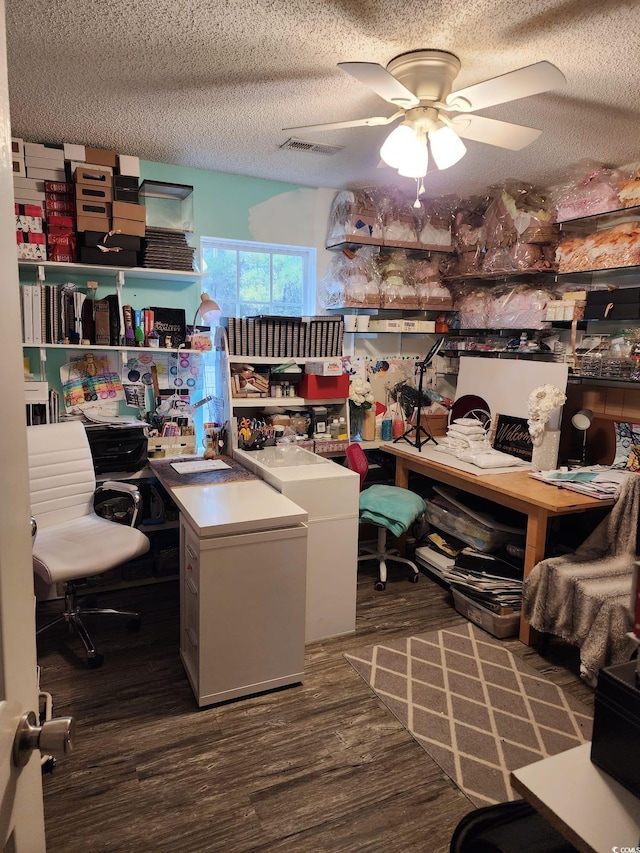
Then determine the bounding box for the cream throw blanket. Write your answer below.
[523,476,640,685]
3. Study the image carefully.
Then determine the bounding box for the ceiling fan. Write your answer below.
[283,50,566,180]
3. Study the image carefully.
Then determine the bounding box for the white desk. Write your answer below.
[151,459,309,707]
[511,743,640,853]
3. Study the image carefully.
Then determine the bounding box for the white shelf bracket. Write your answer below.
[115,271,125,344]
[36,265,45,283]
[121,350,128,371]
[39,346,47,379]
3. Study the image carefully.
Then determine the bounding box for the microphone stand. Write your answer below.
[394,338,444,453]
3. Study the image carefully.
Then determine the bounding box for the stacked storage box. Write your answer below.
[15,201,46,261]
[13,138,46,260]
[24,142,65,182]
[45,181,76,262]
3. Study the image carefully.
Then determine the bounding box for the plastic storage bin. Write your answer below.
[452,589,520,639]
[425,498,523,552]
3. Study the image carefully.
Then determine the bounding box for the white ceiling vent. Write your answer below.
[280,138,343,156]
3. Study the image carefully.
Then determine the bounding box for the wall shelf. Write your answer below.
[18,259,205,283]
[231,396,345,408]
[23,342,188,353]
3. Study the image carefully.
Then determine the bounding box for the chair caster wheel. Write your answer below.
[374,581,386,592]
[87,653,104,669]
[126,618,141,633]
[409,573,419,583]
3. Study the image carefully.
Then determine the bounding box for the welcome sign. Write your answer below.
[492,414,533,461]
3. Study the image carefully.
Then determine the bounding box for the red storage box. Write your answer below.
[298,373,349,400]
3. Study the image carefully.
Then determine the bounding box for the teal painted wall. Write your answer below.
[22,161,335,408]
[140,160,316,247]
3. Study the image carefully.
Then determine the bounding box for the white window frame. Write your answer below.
[200,236,316,317]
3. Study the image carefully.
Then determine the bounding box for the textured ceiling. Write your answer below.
[6,0,640,200]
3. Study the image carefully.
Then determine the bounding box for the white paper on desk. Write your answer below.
[171,460,231,474]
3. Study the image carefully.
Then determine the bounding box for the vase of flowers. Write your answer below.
[527,383,566,470]
[349,376,375,441]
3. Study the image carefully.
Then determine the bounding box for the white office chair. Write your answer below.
[28,421,150,668]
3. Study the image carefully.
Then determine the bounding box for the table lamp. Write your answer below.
[187,293,221,350]
[571,408,593,466]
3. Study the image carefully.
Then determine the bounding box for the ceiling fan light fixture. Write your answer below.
[397,136,429,178]
[429,124,467,170]
[379,122,416,169]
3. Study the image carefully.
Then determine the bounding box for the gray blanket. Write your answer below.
[523,476,640,685]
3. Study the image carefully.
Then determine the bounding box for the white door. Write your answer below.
[0,0,47,848]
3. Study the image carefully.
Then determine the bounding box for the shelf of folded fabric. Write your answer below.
[557,203,640,235]
[443,268,557,283]
[325,238,455,255]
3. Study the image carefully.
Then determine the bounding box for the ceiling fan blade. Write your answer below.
[452,114,542,150]
[338,61,420,108]
[446,61,566,113]
[283,112,402,133]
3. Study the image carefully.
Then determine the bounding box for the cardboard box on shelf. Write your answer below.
[112,200,145,222]
[113,175,139,190]
[75,183,113,203]
[44,197,76,214]
[84,147,118,168]
[76,214,110,233]
[12,157,25,177]
[112,216,145,237]
[63,142,86,161]
[402,319,436,333]
[368,319,403,333]
[44,180,73,194]
[14,203,43,218]
[304,359,343,376]
[26,166,66,181]
[113,187,139,203]
[76,200,111,219]
[15,214,43,233]
[14,193,46,205]
[23,142,64,163]
[13,176,45,192]
[69,160,112,177]
[24,155,66,172]
[11,137,23,156]
[73,166,113,188]
[16,231,46,260]
[117,154,140,177]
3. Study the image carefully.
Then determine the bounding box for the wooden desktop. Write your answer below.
[380,443,614,645]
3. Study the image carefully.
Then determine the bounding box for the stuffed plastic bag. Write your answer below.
[548,160,623,222]
[317,246,381,308]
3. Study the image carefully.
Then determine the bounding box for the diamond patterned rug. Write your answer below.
[345,622,593,806]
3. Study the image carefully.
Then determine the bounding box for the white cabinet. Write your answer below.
[176,479,308,707]
[234,445,360,643]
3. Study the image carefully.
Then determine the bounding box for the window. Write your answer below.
[200,237,315,317]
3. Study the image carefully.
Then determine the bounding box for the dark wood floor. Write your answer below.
[36,564,593,853]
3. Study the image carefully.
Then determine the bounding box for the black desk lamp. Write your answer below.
[394,337,445,452]
[571,408,593,466]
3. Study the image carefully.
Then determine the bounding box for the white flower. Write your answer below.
[349,377,374,408]
[527,384,566,446]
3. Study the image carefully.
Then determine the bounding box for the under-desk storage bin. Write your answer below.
[425,498,520,552]
[452,588,520,639]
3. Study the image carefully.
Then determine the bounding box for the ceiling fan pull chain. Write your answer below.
[413,178,425,209]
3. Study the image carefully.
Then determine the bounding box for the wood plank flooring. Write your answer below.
[36,563,593,853]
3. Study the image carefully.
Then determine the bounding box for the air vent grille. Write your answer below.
[280,138,343,156]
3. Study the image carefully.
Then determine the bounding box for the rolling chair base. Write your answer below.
[358,527,420,590]
[37,583,141,668]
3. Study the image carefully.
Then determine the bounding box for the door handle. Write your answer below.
[12,711,75,767]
